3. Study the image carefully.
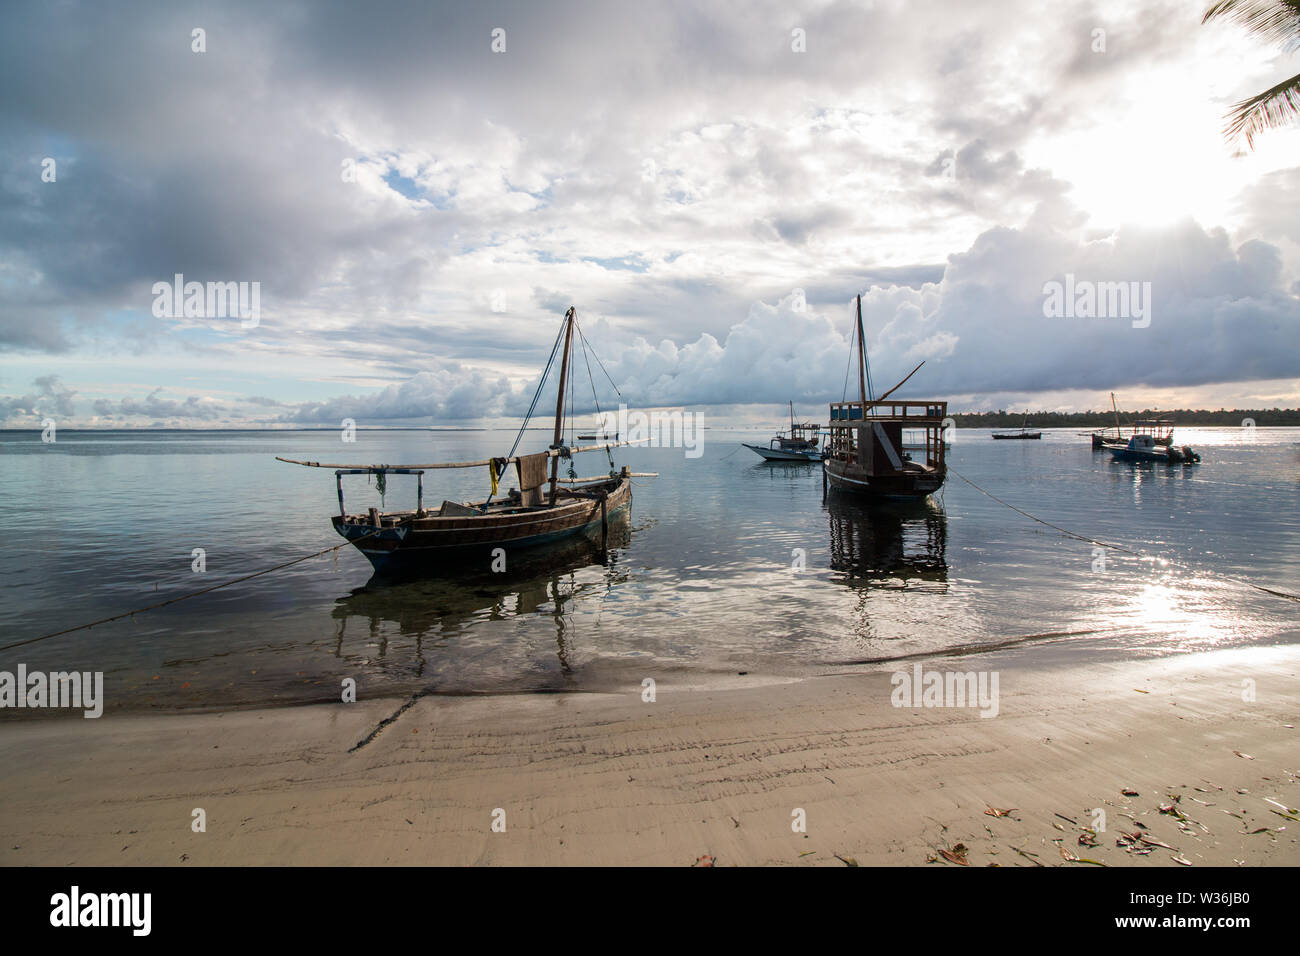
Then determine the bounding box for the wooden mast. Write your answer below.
[789,399,795,435]
[549,307,576,505]
[856,294,868,405]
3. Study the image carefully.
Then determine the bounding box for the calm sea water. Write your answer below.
[1,426,1297,714]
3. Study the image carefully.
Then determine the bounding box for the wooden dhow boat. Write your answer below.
[278,307,651,575]
[823,295,948,500]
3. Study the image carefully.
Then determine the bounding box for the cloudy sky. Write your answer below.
[2,0,1298,428]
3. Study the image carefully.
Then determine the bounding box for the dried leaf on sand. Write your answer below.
[938,843,970,866]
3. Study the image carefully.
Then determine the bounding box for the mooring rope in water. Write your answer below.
[949,468,1141,555]
[0,523,400,653]
[949,467,1300,603]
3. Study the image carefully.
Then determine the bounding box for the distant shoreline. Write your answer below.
[949,409,1300,428]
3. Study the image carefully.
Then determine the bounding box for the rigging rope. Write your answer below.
[484,318,568,508]
[505,319,567,462]
[565,340,577,478]
[576,322,622,397]
[578,329,616,472]
[841,330,853,403]
[861,299,875,403]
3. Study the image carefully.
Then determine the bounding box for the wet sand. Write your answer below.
[1,645,1297,866]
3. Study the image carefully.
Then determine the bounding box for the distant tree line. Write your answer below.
[948,409,1300,428]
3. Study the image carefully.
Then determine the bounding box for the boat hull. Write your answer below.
[742,443,822,461]
[332,476,632,574]
[1107,448,1169,462]
[1103,444,1197,464]
[824,458,945,500]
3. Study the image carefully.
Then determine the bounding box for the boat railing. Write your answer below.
[826,401,948,472]
[828,400,948,424]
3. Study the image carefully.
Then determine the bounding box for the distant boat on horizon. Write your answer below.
[992,414,1041,440]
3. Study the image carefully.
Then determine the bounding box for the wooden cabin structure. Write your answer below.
[823,295,948,500]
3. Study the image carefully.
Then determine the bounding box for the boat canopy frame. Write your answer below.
[827,399,949,472]
[335,467,425,518]
[1132,419,1175,440]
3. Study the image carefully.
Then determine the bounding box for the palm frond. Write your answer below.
[1224,69,1300,146]
[1203,1,1300,48]
[1204,2,1300,147]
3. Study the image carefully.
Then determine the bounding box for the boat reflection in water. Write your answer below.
[329,512,632,683]
[825,488,948,586]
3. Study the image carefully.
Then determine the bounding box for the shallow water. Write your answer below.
[1,426,1297,713]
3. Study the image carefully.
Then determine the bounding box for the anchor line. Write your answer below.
[949,467,1300,603]
[0,523,407,653]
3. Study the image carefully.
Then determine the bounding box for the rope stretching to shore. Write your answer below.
[0,523,400,653]
[950,467,1300,603]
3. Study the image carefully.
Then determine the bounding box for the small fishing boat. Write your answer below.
[1096,419,1176,450]
[1090,394,1174,449]
[743,402,823,461]
[1104,432,1201,465]
[823,295,948,500]
[278,307,652,575]
[992,415,1041,440]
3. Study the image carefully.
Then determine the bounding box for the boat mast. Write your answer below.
[856,294,869,405]
[549,307,576,505]
[789,400,795,434]
[1111,392,1122,433]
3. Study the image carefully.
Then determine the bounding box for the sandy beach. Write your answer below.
[2,644,1297,867]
